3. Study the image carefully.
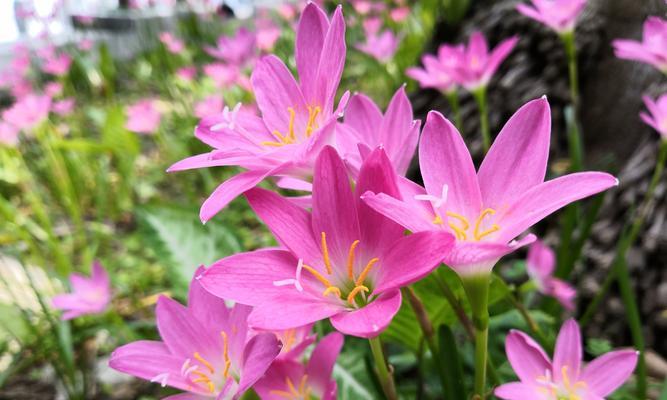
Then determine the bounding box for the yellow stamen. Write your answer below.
[446,211,469,240]
[261,140,286,147]
[286,377,299,396]
[305,106,321,137]
[321,232,332,274]
[347,240,360,280]
[193,352,214,373]
[473,208,500,241]
[287,107,296,140]
[323,286,342,298]
[355,258,379,286]
[299,375,308,393]
[347,285,369,304]
[192,377,215,393]
[221,331,231,378]
[283,329,296,352]
[269,390,294,399]
[302,264,334,288]
[191,370,209,379]
[433,214,443,225]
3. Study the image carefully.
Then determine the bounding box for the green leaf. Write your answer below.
[437,325,466,399]
[137,205,242,294]
[334,350,377,400]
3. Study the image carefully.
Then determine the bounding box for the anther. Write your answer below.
[473,208,500,241]
[347,240,360,280]
[323,286,342,298]
[347,285,369,304]
[356,258,379,286]
[193,352,214,373]
[320,232,332,274]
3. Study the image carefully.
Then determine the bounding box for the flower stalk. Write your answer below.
[472,87,491,153]
[445,90,463,132]
[369,336,398,400]
[462,274,491,399]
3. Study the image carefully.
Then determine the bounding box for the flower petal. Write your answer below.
[494,382,539,400]
[329,289,401,338]
[344,93,383,143]
[245,188,322,264]
[188,266,230,333]
[581,350,639,397]
[314,6,346,113]
[505,329,551,383]
[155,296,219,360]
[296,2,330,101]
[237,333,283,394]
[360,191,436,233]
[380,87,419,175]
[373,231,455,293]
[478,97,551,209]
[306,332,344,394]
[443,235,535,276]
[312,146,361,267]
[419,111,482,218]
[497,172,618,243]
[248,294,343,331]
[553,318,582,382]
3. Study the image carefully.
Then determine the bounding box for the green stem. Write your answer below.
[472,87,490,153]
[462,275,490,399]
[561,32,579,107]
[368,337,398,400]
[445,90,463,132]
[433,271,475,339]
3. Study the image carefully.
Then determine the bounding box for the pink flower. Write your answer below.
[526,240,576,310]
[203,63,240,88]
[390,6,410,23]
[198,147,454,338]
[110,268,282,399]
[2,94,51,132]
[159,32,185,54]
[195,95,225,119]
[52,98,76,116]
[362,98,618,277]
[0,122,19,146]
[125,99,161,134]
[640,93,667,138]
[356,30,400,63]
[169,3,349,222]
[78,38,94,51]
[205,28,256,66]
[254,332,343,400]
[516,0,587,33]
[52,261,111,320]
[176,66,197,82]
[407,44,465,93]
[45,82,63,97]
[613,17,667,73]
[42,52,72,77]
[256,18,282,51]
[352,0,372,15]
[362,17,382,36]
[269,324,317,361]
[337,86,419,177]
[453,32,518,90]
[495,319,638,400]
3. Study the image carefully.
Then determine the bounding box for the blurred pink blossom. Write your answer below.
[42,53,72,76]
[352,0,372,14]
[356,30,400,63]
[2,94,51,132]
[613,16,667,73]
[52,261,111,320]
[52,98,76,116]
[256,19,282,51]
[194,95,225,119]
[78,39,94,51]
[516,0,586,33]
[407,44,465,93]
[125,99,161,134]
[363,16,382,36]
[176,66,197,82]
[390,6,410,22]
[74,15,95,25]
[159,32,185,54]
[640,93,667,138]
[203,62,240,88]
[205,28,256,66]
[453,32,518,90]
[45,82,63,97]
[526,240,576,310]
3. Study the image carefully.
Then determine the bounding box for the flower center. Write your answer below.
[436,208,500,241]
[270,375,312,399]
[535,366,587,400]
[261,106,321,147]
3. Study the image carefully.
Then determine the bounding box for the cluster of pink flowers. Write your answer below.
[350,0,410,63]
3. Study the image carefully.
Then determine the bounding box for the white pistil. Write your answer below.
[414,184,449,209]
[272,259,304,292]
[211,103,241,131]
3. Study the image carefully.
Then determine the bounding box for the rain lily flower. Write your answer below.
[356,30,400,63]
[613,16,667,73]
[640,93,667,139]
[198,147,454,337]
[110,268,282,399]
[270,324,316,360]
[337,86,419,177]
[42,52,72,77]
[254,332,343,400]
[362,98,618,278]
[390,6,410,23]
[159,32,185,54]
[125,99,161,134]
[169,3,349,222]
[0,122,19,146]
[205,28,256,66]
[495,319,638,400]
[2,94,51,133]
[407,44,465,94]
[195,95,225,119]
[526,240,576,310]
[203,62,243,89]
[52,98,76,116]
[256,18,282,51]
[45,82,63,97]
[453,32,518,90]
[52,261,111,320]
[363,17,382,36]
[78,38,94,51]
[516,0,587,34]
